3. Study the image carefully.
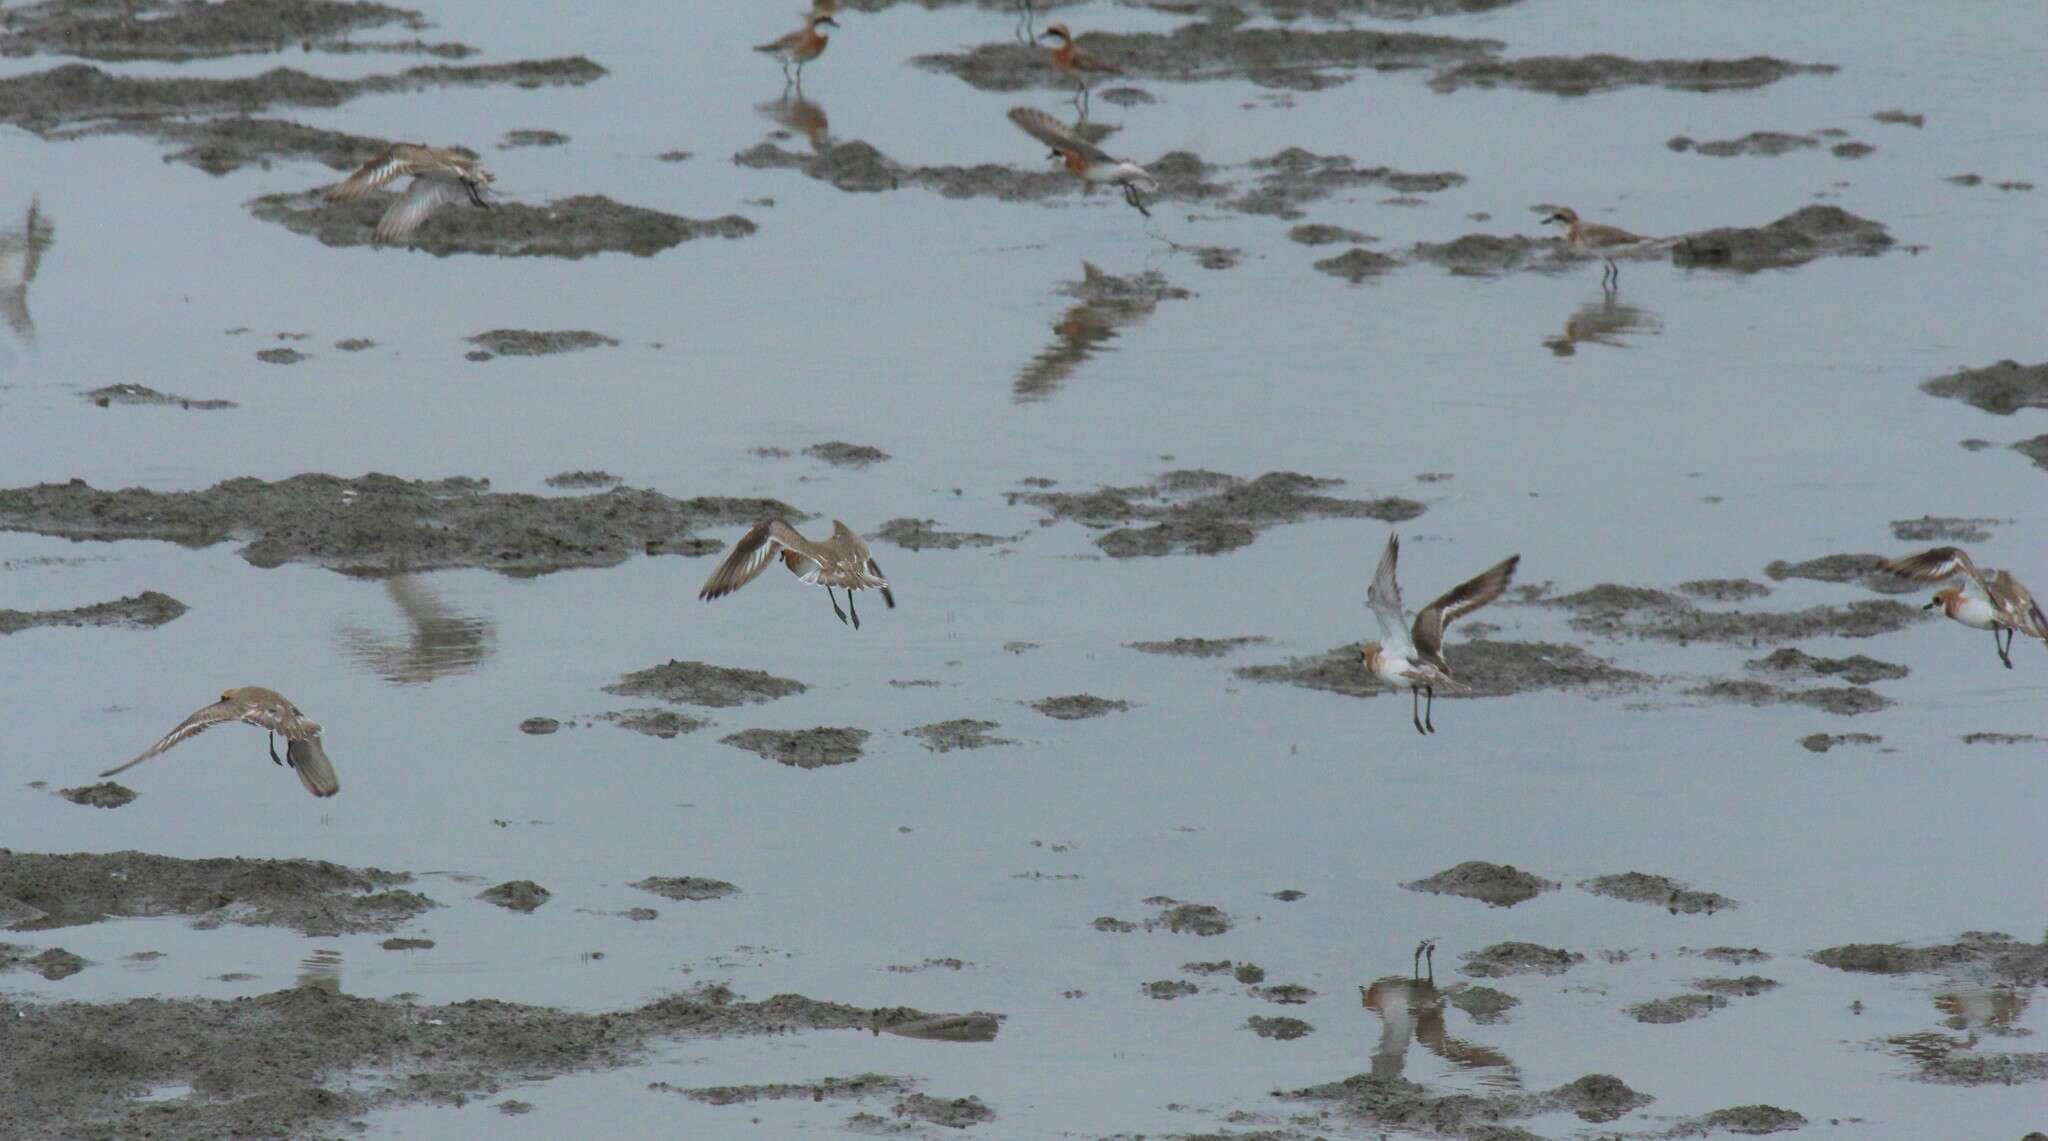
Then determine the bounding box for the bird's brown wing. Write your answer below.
[1007,107,1110,162]
[327,148,424,202]
[1412,554,1519,662]
[868,557,896,609]
[99,699,246,779]
[285,737,341,798]
[700,519,811,600]
[374,179,470,243]
[1884,546,1985,592]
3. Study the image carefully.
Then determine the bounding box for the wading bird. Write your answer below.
[1008,107,1158,215]
[1041,22,1119,109]
[1362,534,1519,735]
[699,519,894,629]
[757,13,837,86]
[1884,546,2048,668]
[101,687,340,798]
[1542,206,1657,291]
[326,144,493,245]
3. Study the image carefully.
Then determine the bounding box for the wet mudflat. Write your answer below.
[2,0,2046,1138]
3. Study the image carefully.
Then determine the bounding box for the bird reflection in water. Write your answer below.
[1014,262,1187,402]
[758,89,830,152]
[1358,939,1519,1087]
[296,949,344,994]
[1543,291,1662,357]
[336,575,497,685]
[0,198,54,345]
[1892,984,2033,1067]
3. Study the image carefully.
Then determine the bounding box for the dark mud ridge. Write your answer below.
[1284,1071,1651,1132]
[607,660,805,707]
[599,708,706,738]
[1627,993,1727,1024]
[1316,247,1403,281]
[1447,984,1518,1023]
[1892,515,2005,543]
[1812,931,2048,986]
[1679,577,1772,601]
[666,1073,992,1129]
[632,876,737,902]
[915,23,1500,93]
[1403,861,1558,907]
[1669,130,1825,158]
[1126,635,1269,658]
[1094,897,1233,937]
[545,470,621,490]
[1291,223,1370,246]
[466,329,617,357]
[1237,639,1646,698]
[250,190,753,257]
[1673,205,1893,271]
[2,57,603,133]
[0,0,459,63]
[0,850,435,936]
[0,591,186,635]
[721,727,869,768]
[0,475,793,576]
[58,782,137,809]
[0,943,88,980]
[1763,552,1921,594]
[1541,582,1923,642]
[802,441,890,468]
[0,984,996,1140]
[1747,647,1906,686]
[1460,941,1583,977]
[1011,468,1423,557]
[1247,1015,1314,1039]
[1694,975,1780,997]
[501,128,567,148]
[85,383,235,410]
[1031,694,1129,720]
[1921,358,2048,415]
[1800,731,1882,753]
[905,719,1017,753]
[1581,872,1735,914]
[871,518,1011,550]
[478,879,549,912]
[1688,678,1889,716]
[1015,263,1191,402]
[1430,53,1834,95]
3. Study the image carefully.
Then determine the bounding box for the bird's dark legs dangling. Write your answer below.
[268,731,284,766]
[827,587,849,626]
[1411,687,1426,736]
[847,589,861,630]
[1996,626,2014,668]
[1423,685,1437,734]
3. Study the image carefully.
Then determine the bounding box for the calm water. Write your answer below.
[2,1,2045,1137]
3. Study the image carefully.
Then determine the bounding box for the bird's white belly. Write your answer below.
[1948,595,1998,629]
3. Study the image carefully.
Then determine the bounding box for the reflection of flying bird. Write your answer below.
[757,13,837,85]
[1008,107,1157,214]
[1542,206,1660,290]
[336,576,497,685]
[100,687,341,798]
[0,198,54,343]
[1014,263,1172,401]
[758,91,830,150]
[1543,292,1662,356]
[1884,546,2048,668]
[326,144,494,245]
[699,519,894,629]
[1361,534,1519,735]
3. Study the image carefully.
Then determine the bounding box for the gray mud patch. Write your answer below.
[1763,553,1920,594]
[466,329,618,357]
[1679,1105,1808,1134]
[631,876,738,902]
[1144,979,1199,1000]
[546,470,621,490]
[1800,732,1882,754]
[478,880,550,912]
[905,719,1017,753]
[1284,1070,1650,1132]
[1459,941,1584,977]
[58,782,137,809]
[1402,861,1558,907]
[1910,1051,2048,1086]
[0,850,435,936]
[914,23,1499,93]
[1247,1015,1314,1040]
[598,708,707,739]
[871,518,1009,551]
[0,984,992,1139]
[1542,583,1924,642]
[1430,53,1833,95]
[1232,148,1463,220]
[1315,247,1403,281]
[1126,635,1268,658]
[672,1073,910,1105]
[1688,679,1890,716]
[1030,694,1130,720]
[1962,732,2043,745]
[1627,994,1728,1024]
[1669,130,1821,158]
[1446,985,1519,1024]
[250,190,753,258]
[1696,947,1772,965]
[1672,206,1893,271]
[501,128,568,148]
[2,57,604,134]
[720,727,869,769]
[1746,648,1906,686]
[1290,223,1370,246]
[1679,578,1772,602]
[803,441,890,468]
[0,944,88,980]
[894,1092,996,1128]
[735,137,1077,200]
[1920,359,2048,415]
[607,660,805,708]
[1236,639,1645,698]
[1811,931,2048,986]
[1693,975,1780,997]
[1890,515,2006,543]
[0,475,793,577]
[1015,263,1192,402]
[0,591,186,635]
[1011,469,1422,557]
[2016,434,2048,471]
[1096,897,1233,937]
[256,346,306,364]
[0,0,433,62]
[85,383,235,410]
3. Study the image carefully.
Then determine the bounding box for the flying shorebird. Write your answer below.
[1007,107,1158,215]
[1361,534,1520,735]
[1542,206,1657,290]
[699,519,894,629]
[326,144,494,245]
[1041,23,1119,107]
[757,13,837,85]
[1884,546,2048,669]
[101,687,341,798]
[0,197,53,343]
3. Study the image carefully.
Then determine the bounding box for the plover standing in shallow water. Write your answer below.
[1040,23,1119,108]
[1542,206,1658,290]
[757,13,837,85]
[699,519,894,628]
[1008,107,1158,214]
[101,687,340,798]
[1361,534,1519,735]
[1884,546,2048,668]
[326,144,493,245]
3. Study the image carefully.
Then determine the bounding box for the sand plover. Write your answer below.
[0,198,53,343]
[1008,107,1158,215]
[1041,23,1119,107]
[700,519,894,628]
[1542,206,1657,290]
[1884,546,2048,668]
[326,144,493,245]
[757,13,837,85]
[101,687,340,797]
[1362,534,1519,735]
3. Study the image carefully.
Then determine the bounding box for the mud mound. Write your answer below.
[1095,897,1234,937]
[1459,941,1584,977]
[1800,732,1882,753]
[0,475,789,577]
[0,943,88,980]
[1284,1070,1649,1131]
[1233,148,1463,219]
[467,329,617,356]
[1891,515,2005,543]
[1030,694,1129,720]
[1746,647,1906,685]
[1411,231,1563,275]
[0,850,434,936]
[631,877,738,901]
[803,442,889,468]
[1688,678,1891,716]
[1126,636,1268,658]
[1763,553,1920,594]
[1431,53,1833,95]
[1812,931,2048,986]
[870,518,1008,551]
[1247,1015,1314,1039]
[1678,578,1772,602]
[598,708,707,739]
[1920,359,2048,415]
[0,0,434,62]
[1672,206,1893,271]
[250,190,752,257]
[0,591,186,635]
[58,782,137,809]
[1316,247,1404,281]
[1582,872,1735,914]
[673,1073,909,1106]
[1236,639,1644,698]
[478,880,550,912]
[720,727,869,769]
[1013,469,1423,557]
[904,719,1016,753]
[1403,861,1557,907]
[1446,985,1518,1023]
[85,383,234,410]
[606,660,806,708]
[1629,994,1727,1023]
[1542,583,1923,642]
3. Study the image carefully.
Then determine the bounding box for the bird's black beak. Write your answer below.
[1047,148,1062,159]
[1923,599,1939,610]
[818,15,839,26]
